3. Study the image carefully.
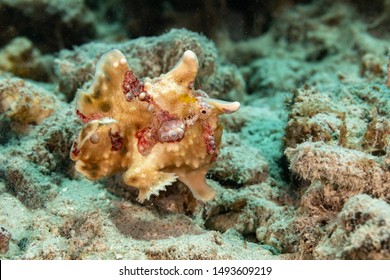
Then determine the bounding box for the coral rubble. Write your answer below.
[315,194,390,259]
[0,226,11,254]
[209,134,269,186]
[286,142,390,202]
[0,77,57,126]
[1,0,390,261]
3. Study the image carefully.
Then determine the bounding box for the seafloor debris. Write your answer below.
[1,0,390,261]
[70,49,240,202]
[0,103,78,209]
[60,211,103,260]
[0,226,11,254]
[110,201,204,240]
[1,156,58,209]
[315,194,390,259]
[284,84,390,154]
[283,83,390,256]
[285,142,390,202]
[209,138,269,186]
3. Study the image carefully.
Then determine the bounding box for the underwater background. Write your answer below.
[0,0,389,259]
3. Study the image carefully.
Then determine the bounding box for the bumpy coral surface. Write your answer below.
[70,49,240,202]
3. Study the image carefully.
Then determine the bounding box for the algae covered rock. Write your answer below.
[210,140,269,187]
[282,84,390,150]
[0,77,57,126]
[285,142,390,202]
[0,226,11,254]
[1,0,390,261]
[315,194,390,259]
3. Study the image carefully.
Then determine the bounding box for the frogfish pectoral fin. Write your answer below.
[176,167,216,202]
[206,98,240,114]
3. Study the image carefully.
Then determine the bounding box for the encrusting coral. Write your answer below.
[70,49,240,202]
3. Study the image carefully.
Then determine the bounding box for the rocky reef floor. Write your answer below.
[0,0,389,260]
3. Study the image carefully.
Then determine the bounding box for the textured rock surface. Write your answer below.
[0,226,11,254]
[315,194,390,259]
[286,142,390,202]
[1,0,390,260]
[210,136,269,186]
[0,77,57,126]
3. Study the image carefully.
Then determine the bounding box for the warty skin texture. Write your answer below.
[70,49,240,202]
